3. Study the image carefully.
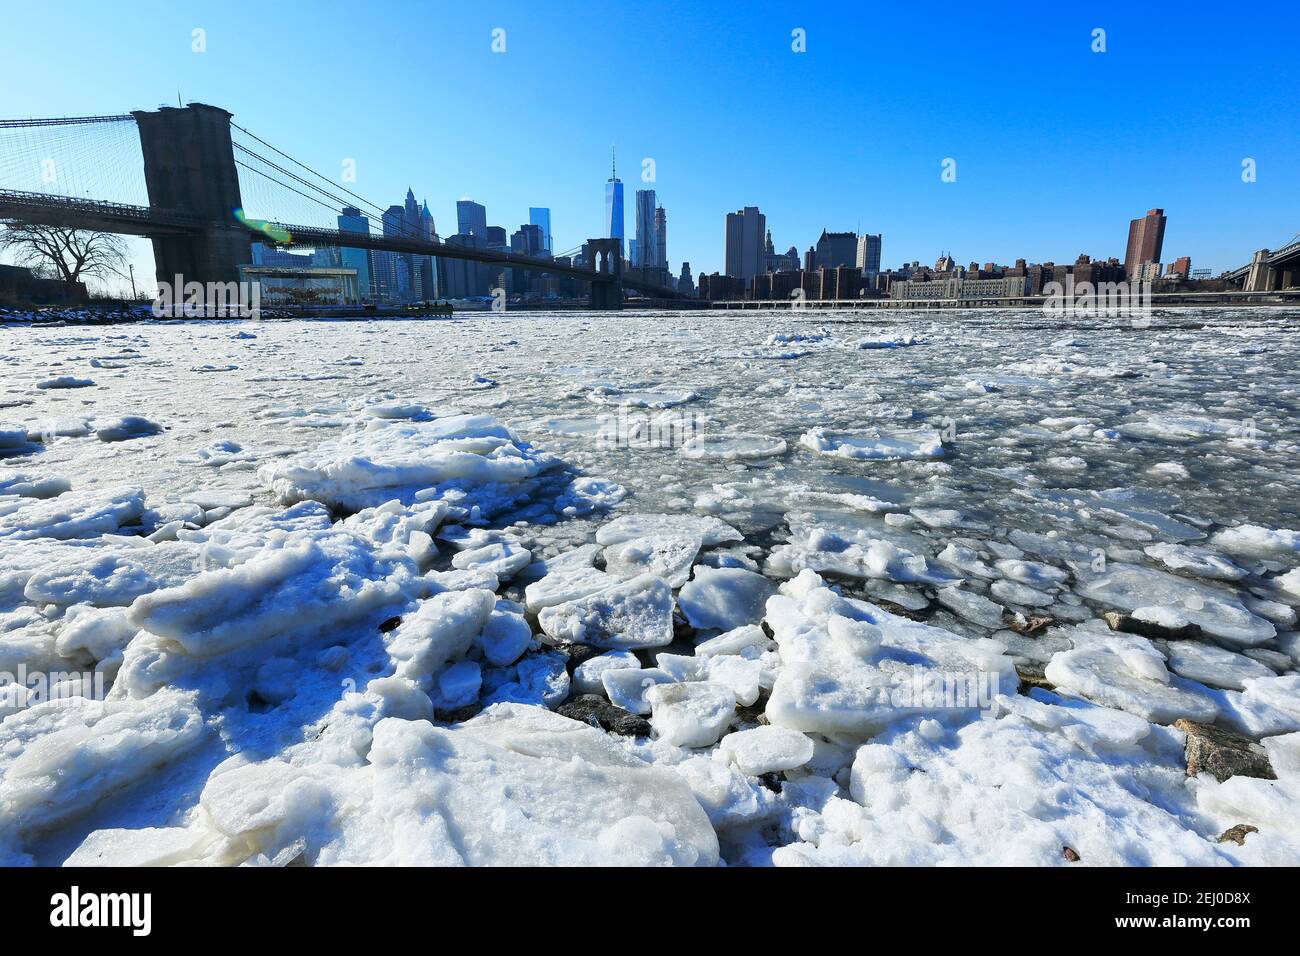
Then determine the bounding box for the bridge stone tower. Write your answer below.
[585,238,623,310]
[1244,249,1274,292]
[131,103,251,285]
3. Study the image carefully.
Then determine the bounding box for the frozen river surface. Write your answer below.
[1,308,1299,866]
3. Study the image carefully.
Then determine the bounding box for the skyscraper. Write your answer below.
[724,206,766,283]
[635,188,657,268]
[528,207,552,253]
[337,206,373,301]
[814,230,858,270]
[418,198,439,300]
[457,200,487,238]
[374,204,409,302]
[605,149,624,254]
[654,206,667,270]
[1124,208,1167,278]
[678,261,694,297]
[856,234,882,278]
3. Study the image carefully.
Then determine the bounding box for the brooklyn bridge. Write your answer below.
[0,103,687,309]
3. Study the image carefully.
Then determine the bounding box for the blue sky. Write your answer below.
[2,0,1298,289]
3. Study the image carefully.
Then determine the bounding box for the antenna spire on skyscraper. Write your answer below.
[611,145,617,180]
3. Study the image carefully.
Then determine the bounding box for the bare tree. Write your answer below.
[0,223,128,287]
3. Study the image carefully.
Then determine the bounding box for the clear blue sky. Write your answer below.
[2,0,1298,289]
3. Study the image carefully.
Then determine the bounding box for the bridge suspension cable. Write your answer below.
[0,114,134,129]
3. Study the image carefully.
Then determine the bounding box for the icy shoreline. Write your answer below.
[1,309,1298,866]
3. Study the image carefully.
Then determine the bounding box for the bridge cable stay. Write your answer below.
[0,116,147,208]
[227,124,579,266]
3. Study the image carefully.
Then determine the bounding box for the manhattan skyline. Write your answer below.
[1,0,1297,288]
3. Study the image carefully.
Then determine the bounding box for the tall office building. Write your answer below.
[337,206,373,300]
[373,204,409,302]
[529,207,552,253]
[814,230,858,270]
[418,198,439,300]
[1124,208,1167,277]
[856,234,882,277]
[634,188,657,268]
[678,261,694,297]
[512,223,545,256]
[605,149,624,254]
[654,206,667,269]
[724,206,766,283]
[457,199,488,238]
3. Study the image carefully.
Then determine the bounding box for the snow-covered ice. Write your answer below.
[2,309,1299,867]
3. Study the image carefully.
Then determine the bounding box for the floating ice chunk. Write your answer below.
[1143,542,1246,581]
[484,651,570,708]
[0,424,30,449]
[695,624,774,658]
[1211,524,1300,561]
[777,709,1221,866]
[1163,641,1275,691]
[523,564,615,614]
[856,334,926,349]
[678,566,775,632]
[602,533,702,589]
[936,587,1006,629]
[65,825,213,867]
[936,543,998,580]
[365,401,434,421]
[1115,414,1250,443]
[0,690,204,840]
[1148,462,1190,480]
[586,386,697,409]
[539,574,675,649]
[523,414,614,438]
[553,476,628,516]
[1075,563,1274,647]
[1215,675,1300,737]
[672,754,781,830]
[366,675,434,720]
[799,427,943,461]
[647,681,736,748]
[23,543,199,607]
[1272,568,1300,604]
[478,603,533,667]
[95,416,162,442]
[259,414,551,513]
[450,540,532,580]
[516,542,601,583]
[431,660,483,710]
[764,571,1017,737]
[595,513,742,548]
[991,579,1054,608]
[768,525,960,586]
[54,605,138,661]
[573,650,640,696]
[384,589,495,684]
[1132,605,1193,630]
[910,508,986,531]
[0,486,144,541]
[1044,636,1218,723]
[602,667,672,714]
[36,375,94,389]
[994,558,1068,588]
[995,691,1152,752]
[679,433,787,461]
[128,532,416,660]
[656,652,764,706]
[0,471,70,499]
[718,726,815,776]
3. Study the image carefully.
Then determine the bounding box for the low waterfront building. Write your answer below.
[238,265,359,306]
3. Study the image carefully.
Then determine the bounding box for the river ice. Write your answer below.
[1,308,1299,866]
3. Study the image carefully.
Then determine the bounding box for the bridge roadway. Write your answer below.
[0,188,685,300]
